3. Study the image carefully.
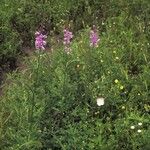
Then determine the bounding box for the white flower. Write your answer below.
[77,64,80,68]
[130,126,135,129]
[67,51,70,55]
[138,122,142,126]
[102,22,105,25]
[120,86,124,90]
[137,129,142,133]
[114,79,119,84]
[122,106,125,109]
[96,97,105,106]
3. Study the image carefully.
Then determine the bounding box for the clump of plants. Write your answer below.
[1,1,150,149]
[1,11,150,149]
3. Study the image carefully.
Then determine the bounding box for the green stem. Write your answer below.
[29,51,41,128]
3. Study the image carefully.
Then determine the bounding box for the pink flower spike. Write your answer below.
[90,25,100,47]
[35,31,47,50]
[63,28,73,53]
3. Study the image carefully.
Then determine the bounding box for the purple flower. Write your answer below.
[90,25,100,47]
[35,31,47,50]
[63,28,73,53]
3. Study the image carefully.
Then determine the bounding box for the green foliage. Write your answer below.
[1,0,149,64]
[0,0,68,64]
[0,0,150,149]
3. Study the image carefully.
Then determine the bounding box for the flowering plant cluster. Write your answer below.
[35,25,100,52]
[3,22,150,150]
[90,25,100,47]
[63,28,73,53]
[35,31,47,50]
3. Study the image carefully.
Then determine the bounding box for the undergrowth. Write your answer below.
[0,5,150,150]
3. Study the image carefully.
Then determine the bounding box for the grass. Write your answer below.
[0,12,150,150]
